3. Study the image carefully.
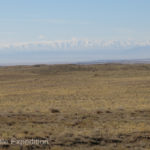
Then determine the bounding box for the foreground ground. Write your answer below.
[0,64,150,150]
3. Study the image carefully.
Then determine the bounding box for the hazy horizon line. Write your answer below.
[1,58,150,67]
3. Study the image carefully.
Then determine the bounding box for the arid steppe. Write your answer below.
[0,64,150,150]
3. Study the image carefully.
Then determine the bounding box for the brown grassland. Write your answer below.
[0,64,150,150]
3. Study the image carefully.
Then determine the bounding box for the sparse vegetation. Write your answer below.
[0,64,150,149]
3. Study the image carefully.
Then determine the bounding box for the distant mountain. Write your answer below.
[77,59,150,65]
[0,44,150,65]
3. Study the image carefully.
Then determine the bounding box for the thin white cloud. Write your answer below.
[0,32,16,34]
[37,35,46,40]
[0,19,90,25]
[0,39,150,51]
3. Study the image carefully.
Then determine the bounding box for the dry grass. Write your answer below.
[0,64,150,149]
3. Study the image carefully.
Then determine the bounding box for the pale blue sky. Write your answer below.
[0,0,150,65]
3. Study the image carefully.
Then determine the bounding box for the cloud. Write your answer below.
[0,19,90,25]
[0,32,16,34]
[0,39,150,51]
[37,35,46,40]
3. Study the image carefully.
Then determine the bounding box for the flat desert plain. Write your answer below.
[0,64,150,150]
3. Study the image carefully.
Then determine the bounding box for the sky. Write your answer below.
[0,0,150,65]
